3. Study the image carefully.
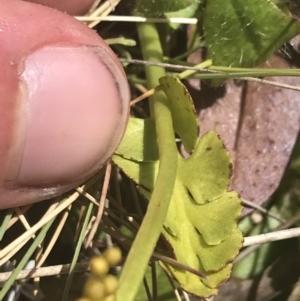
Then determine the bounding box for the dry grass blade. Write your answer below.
[76,15,198,24]
[76,187,99,205]
[82,0,122,28]
[241,198,285,223]
[0,262,89,282]
[35,205,71,267]
[108,0,116,11]
[130,86,161,106]
[122,59,300,92]
[0,201,59,265]
[14,207,37,241]
[0,173,102,261]
[85,162,112,247]
[182,291,191,301]
[236,211,300,263]
[243,227,300,247]
[7,205,31,229]
[134,83,148,94]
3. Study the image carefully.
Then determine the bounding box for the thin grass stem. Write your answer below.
[61,202,94,301]
[243,226,300,247]
[0,209,13,241]
[85,162,112,247]
[0,214,56,299]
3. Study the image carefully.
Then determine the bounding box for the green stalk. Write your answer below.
[62,202,94,301]
[0,209,13,241]
[169,59,300,77]
[0,215,55,299]
[116,23,178,301]
[209,65,300,74]
[190,71,300,80]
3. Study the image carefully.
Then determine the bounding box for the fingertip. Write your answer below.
[23,0,97,15]
[0,1,130,208]
[18,44,129,187]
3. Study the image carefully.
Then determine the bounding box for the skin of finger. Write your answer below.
[0,0,129,208]
[22,0,97,15]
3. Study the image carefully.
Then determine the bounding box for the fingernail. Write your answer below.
[16,44,129,188]
[0,44,126,208]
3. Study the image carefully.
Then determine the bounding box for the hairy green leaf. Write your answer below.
[203,0,300,67]
[134,0,196,16]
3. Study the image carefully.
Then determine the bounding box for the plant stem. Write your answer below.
[62,202,94,301]
[0,209,13,241]
[116,23,178,301]
[0,215,55,300]
[243,226,300,247]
